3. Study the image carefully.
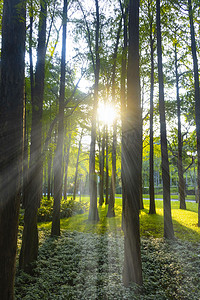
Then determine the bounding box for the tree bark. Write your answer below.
[120,0,128,230]
[175,42,186,210]
[99,125,105,206]
[0,0,26,298]
[47,154,52,200]
[88,0,100,222]
[149,4,156,214]
[19,0,47,271]
[188,0,200,225]
[107,18,122,218]
[105,124,109,205]
[123,0,143,287]
[22,93,29,209]
[51,0,68,236]
[156,0,174,239]
[73,131,83,200]
[63,133,72,199]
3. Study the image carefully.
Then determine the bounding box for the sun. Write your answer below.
[97,102,117,126]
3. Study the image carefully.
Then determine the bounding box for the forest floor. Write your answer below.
[15,198,200,299]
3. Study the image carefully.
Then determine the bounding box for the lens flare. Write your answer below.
[97,102,117,126]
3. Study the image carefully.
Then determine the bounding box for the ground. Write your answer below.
[15,198,200,299]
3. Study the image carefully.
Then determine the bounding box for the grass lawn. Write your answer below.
[38,196,200,242]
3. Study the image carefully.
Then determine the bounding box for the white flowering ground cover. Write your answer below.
[15,230,200,299]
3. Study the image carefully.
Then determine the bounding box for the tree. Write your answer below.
[99,124,105,206]
[88,0,100,221]
[73,130,83,200]
[19,0,47,270]
[156,0,174,239]
[107,17,122,218]
[149,0,156,214]
[0,0,26,297]
[188,0,200,225]
[51,0,68,236]
[174,41,186,209]
[119,0,128,229]
[63,132,72,199]
[123,0,143,287]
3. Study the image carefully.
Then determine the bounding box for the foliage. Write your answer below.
[15,230,200,299]
[15,196,200,299]
[19,197,89,225]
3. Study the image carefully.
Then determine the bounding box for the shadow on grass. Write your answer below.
[140,206,200,242]
[38,198,200,244]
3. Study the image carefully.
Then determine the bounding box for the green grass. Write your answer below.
[142,193,196,200]
[38,195,200,243]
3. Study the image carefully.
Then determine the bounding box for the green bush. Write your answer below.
[19,197,87,224]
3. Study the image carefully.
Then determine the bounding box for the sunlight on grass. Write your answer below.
[38,196,200,243]
[141,199,200,242]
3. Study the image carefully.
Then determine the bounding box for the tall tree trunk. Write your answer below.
[88,0,100,222]
[107,18,122,218]
[120,0,128,229]
[140,83,144,210]
[47,99,52,201]
[99,125,105,206]
[105,124,109,205]
[51,0,68,236]
[188,0,200,225]
[149,6,156,214]
[22,93,29,209]
[43,163,47,197]
[47,154,52,200]
[123,0,143,286]
[107,122,117,217]
[156,0,174,239]
[19,0,47,271]
[175,42,186,210]
[0,0,25,298]
[63,133,72,199]
[73,131,83,200]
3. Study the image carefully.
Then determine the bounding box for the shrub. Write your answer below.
[19,197,87,224]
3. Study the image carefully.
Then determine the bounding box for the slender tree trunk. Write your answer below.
[19,0,47,271]
[175,43,186,209]
[47,99,52,201]
[43,164,47,197]
[105,124,109,205]
[51,0,68,236]
[22,94,29,209]
[0,0,25,298]
[188,0,200,225]
[140,83,144,210]
[107,122,117,217]
[120,1,128,229]
[73,131,83,200]
[99,125,105,206]
[156,0,174,239]
[47,155,52,200]
[149,8,156,214]
[107,18,122,218]
[88,0,100,222]
[123,0,143,286]
[63,133,72,199]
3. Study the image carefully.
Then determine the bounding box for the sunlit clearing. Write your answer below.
[97,102,117,126]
